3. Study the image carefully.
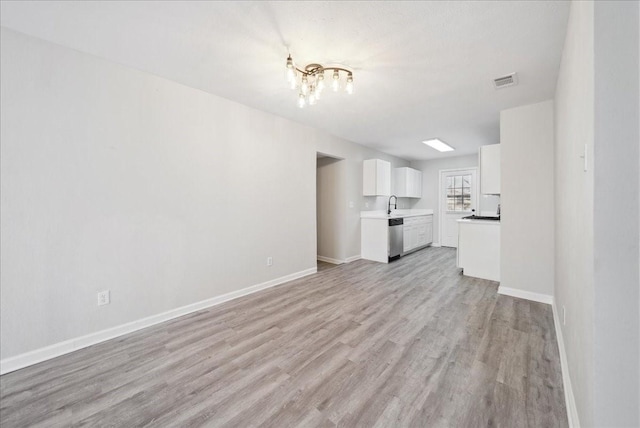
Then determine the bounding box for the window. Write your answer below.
[446,174,472,211]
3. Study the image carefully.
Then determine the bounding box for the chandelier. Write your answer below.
[286,54,354,108]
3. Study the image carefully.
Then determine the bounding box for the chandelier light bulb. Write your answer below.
[346,72,354,95]
[301,75,309,94]
[298,93,306,108]
[316,72,325,93]
[332,70,340,92]
[309,91,317,106]
[286,55,296,83]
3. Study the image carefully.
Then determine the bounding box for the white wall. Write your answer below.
[555,1,640,426]
[316,156,346,262]
[0,27,407,363]
[592,2,639,426]
[554,2,595,425]
[500,100,555,298]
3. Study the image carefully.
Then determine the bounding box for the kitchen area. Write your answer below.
[359,144,501,283]
[354,98,554,305]
[360,159,434,263]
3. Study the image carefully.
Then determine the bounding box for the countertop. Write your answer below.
[360,209,434,219]
[457,218,501,225]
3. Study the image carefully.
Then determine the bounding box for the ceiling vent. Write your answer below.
[493,73,518,89]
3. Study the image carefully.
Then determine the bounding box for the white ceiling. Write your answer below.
[0,1,570,161]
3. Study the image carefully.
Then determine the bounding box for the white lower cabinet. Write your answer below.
[361,218,390,263]
[403,224,414,253]
[361,212,434,263]
[416,222,433,247]
[402,215,433,255]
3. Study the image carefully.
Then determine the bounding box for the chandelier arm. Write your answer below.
[323,67,352,74]
[295,68,325,75]
[293,66,352,76]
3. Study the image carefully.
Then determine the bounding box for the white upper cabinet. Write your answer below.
[363,159,391,196]
[393,167,422,198]
[479,144,501,195]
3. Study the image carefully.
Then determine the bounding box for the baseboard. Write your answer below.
[497,286,554,305]
[431,242,442,247]
[0,267,317,375]
[552,302,581,427]
[317,255,361,264]
[316,255,344,265]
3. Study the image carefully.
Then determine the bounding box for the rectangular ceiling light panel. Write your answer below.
[423,139,455,152]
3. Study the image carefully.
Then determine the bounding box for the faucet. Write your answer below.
[387,195,398,215]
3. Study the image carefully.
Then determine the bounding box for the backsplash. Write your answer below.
[362,196,417,212]
[480,194,501,216]
[363,195,495,214]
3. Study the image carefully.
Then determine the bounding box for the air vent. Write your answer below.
[493,72,518,89]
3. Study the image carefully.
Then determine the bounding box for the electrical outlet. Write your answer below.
[267,257,273,266]
[98,290,110,306]
[349,201,354,208]
[562,305,566,325]
[365,202,369,208]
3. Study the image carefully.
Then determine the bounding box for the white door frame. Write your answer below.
[438,167,479,247]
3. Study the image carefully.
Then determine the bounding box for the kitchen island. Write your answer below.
[457,218,500,281]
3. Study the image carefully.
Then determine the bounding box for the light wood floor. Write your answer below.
[0,247,567,427]
[317,260,339,272]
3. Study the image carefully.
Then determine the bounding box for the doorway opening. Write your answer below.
[316,152,346,271]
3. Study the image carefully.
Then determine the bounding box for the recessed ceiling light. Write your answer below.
[423,139,455,152]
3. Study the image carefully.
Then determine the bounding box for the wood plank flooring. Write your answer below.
[0,247,568,427]
[316,261,339,272]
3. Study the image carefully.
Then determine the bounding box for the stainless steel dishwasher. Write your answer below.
[388,218,403,262]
